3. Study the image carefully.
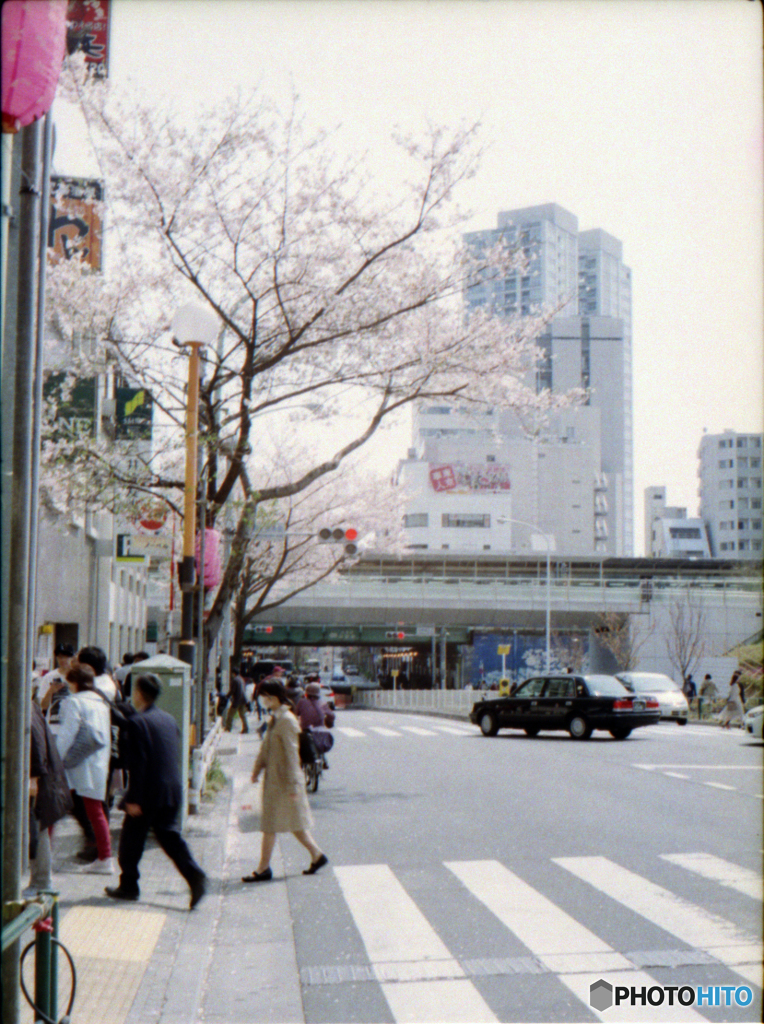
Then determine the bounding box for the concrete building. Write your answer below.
[644,486,711,559]
[402,203,633,556]
[698,430,763,560]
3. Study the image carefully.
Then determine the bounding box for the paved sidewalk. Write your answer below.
[22,725,304,1024]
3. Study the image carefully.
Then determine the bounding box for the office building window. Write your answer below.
[752,499,762,510]
[737,478,748,488]
[442,513,491,528]
[404,513,429,528]
[737,437,748,448]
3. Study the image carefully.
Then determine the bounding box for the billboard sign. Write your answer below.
[115,387,153,440]
[49,176,104,270]
[43,373,96,440]
[429,463,511,494]
[66,0,111,76]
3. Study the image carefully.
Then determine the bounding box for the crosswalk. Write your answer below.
[337,722,474,739]
[302,852,763,1023]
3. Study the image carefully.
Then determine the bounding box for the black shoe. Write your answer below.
[303,854,329,875]
[104,886,139,902]
[189,874,207,910]
[242,867,272,883]
[76,847,98,863]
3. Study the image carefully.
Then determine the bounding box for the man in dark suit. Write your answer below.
[105,674,206,909]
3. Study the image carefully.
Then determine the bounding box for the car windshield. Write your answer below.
[583,675,630,697]
[622,674,681,694]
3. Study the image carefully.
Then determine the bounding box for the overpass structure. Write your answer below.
[244,554,761,677]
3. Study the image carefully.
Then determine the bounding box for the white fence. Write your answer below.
[354,688,493,718]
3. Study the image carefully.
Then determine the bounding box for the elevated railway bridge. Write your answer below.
[243,554,761,681]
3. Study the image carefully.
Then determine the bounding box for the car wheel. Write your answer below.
[524,727,539,738]
[677,719,687,726]
[609,727,632,740]
[568,715,593,740]
[479,711,499,737]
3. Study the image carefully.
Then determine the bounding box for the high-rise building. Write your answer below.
[698,431,763,559]
[399,204,633,556]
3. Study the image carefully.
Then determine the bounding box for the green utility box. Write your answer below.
[130,653,192,827]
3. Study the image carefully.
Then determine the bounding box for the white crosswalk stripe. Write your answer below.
[334,864,497,1023]
[336,726,366,738]
[400,726,437,736]
[324,855,762,1021]
[554,855,761,986]
[660,853,764,901]
[368,726,402,737]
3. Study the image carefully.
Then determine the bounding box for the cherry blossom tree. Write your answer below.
[44,60,577,651]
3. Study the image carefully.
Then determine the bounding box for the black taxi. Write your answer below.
[470,674,660,740]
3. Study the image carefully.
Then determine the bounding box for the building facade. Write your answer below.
[644,486,711,559]
[401,203,633,556]
[698,431,763,559]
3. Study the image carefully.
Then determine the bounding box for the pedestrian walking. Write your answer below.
[224,662,250,733]
[27,701,73,897]
[699,673,716,719]
[105,674,206,909]
[718,670,746,730]
[76,645,119,701]
[57,665,114,874]
[38,643,76,731]
[242,680,327,883]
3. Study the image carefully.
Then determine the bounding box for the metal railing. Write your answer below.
[188,718,223,814]
[355,688,483,717]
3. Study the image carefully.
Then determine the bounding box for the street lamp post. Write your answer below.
[497,516,554,673]
[172,303,220,671]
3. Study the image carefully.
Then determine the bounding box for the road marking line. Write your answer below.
[445,859,628,966]
[660,853,763,901]
[554,856,760,980]
[663,772,690,780]
[334,864,497,1023]
[400,726,437,736]
[633,764,761,770]
[433,725,473,736]
[703,782,737,791]
[336,727,367,737]
[368,726,402,737]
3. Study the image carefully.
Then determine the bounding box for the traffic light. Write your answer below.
[385,630,408,639]
[317,526,359,556]
[253,625,273,634]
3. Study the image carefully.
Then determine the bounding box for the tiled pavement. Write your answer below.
[20,727,303,1024]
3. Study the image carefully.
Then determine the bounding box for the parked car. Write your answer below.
[331,669,346,684]
[744,704,764,740]
[344,666,359,676]
[615,672,689,725]
[470,674,660,740]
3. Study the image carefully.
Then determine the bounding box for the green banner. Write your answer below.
[115,387,153,440]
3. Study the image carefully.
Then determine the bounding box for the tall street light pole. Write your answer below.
[498,515,554,672]
[172,303,220,671]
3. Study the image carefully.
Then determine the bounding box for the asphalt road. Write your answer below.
[280,710,763,1024]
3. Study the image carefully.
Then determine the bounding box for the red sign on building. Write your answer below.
[67,0,111,76]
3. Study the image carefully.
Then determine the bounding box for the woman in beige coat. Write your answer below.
[243,680,327,882]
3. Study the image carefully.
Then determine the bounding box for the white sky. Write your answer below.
[55,0,763,554]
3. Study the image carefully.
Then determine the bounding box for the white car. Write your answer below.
[616,672,690,725]
[744,704,764,740]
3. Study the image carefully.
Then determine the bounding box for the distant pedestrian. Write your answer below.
[242,680,327,882]
[224,663,250,733]
[106,674,206,909]
[57,664,114,874]
[76,646,118,701]
[683,674,697,700]
[719,670,746,730]
[121,651,150,700]
[27,701,73,896]
[698,673,715,718]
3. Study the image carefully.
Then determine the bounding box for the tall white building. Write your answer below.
[698,431,763,559]
[400,204,633,556]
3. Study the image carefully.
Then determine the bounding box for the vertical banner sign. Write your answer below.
[115,388,153,441]
[42,374,97,440]
[49,176,104,270]
[66,0,111,77]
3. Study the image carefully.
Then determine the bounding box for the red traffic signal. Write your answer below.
[318,526,358,555]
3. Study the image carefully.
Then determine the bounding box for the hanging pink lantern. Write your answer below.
[2,0,67,134]
[195,528,223,590]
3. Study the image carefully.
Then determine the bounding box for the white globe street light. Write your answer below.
[172,302,220,668]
